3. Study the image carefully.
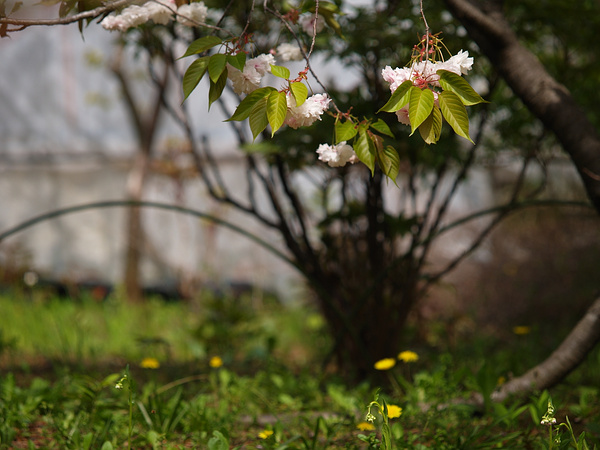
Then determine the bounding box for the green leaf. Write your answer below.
[227,52,246,72]
[438,70,488,106]
[208,70,228,109]
[377,145,400,182]
[207,431,229,450]
[409,87,435,135]
[378,80,412,113]
[208,53,228,84]
[418,105,443,144]
[322,10,343,37]
[182,56,210,102]
[267,91,288,136]
[180,35,223,59]
[270,64,290,79]
[249,96,269,140]
[226,87,275,122]
[355,130,375,175]
[335,120,358,144]
[290,82,308,107]
[439,90,473,143]
[370,119,394,138]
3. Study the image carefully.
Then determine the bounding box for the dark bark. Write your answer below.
[445,0,600,399]
[444,0,600,212]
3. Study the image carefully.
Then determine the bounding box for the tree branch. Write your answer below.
[0,0,133,28]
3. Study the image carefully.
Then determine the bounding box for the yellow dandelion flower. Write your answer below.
[398,350,419,363]
[497,376,506,386]
[374,358,396,370]
[387,404,402,419]
[356,421,376,431]
[140,357,160,369]
[513,326,531,336]
[209,356,223,368]
[258,429,273,439]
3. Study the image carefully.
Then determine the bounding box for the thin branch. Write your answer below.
[0,0,133,27]
[0,200,298,270]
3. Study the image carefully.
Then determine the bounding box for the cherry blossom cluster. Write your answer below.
[101,0,207,31]
[227,54,276,95]
[284,94,331,129]
[381,50,473,125]
[226,52,331,130]
[316,142,358,168]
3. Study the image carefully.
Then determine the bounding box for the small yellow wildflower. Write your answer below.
[258,429,274,439]
[374,358,396,370]
[209,356,223,368]
[398,350,419,363]
[387,404,402,419]
[513,326,531,336]
[140,357,160,369]
[356,421,376,431]
[497,376,506,386]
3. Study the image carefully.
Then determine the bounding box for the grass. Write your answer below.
[0,289,599,449]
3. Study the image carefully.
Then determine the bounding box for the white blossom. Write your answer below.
[276,43,304,62]
[227,64,262,95]
[177,2,208,27]
[395,106,410,126]
[381,66,413,92]
[146,0,175,25]
[284,93,331,129]
[226,54,275,95]
[443,50,473,75]
[316,142,358,167]
[299,14,325,34]
[246,54,275,76]
[101,5,149,31]
[381,50,474,126]
[382,50,474,93]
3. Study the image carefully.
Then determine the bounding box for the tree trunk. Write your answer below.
[445,0,600,399]
[124,151,150,303]
[111,42,168,303]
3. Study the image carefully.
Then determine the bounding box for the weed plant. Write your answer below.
[0,291,599,448]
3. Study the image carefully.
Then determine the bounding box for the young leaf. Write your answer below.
[378,80,412,113]
[438,70,488,106]
[370,119,394,138]
[378,145,400,182]
[355,130,375,175]
[290,82,308,107]
[409,87,435,135]
[335,120,358,144]
[270,64,290,80]
[249,96,269,140]
[226,87,275,122]
[267,90,288,136]
[182,56,210,102]
[180,35,223,59]
[438,90,473,143]
[208,53,228,84]
[208,70,228,109]
[227,52,246,72]
[417,105,443,144]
